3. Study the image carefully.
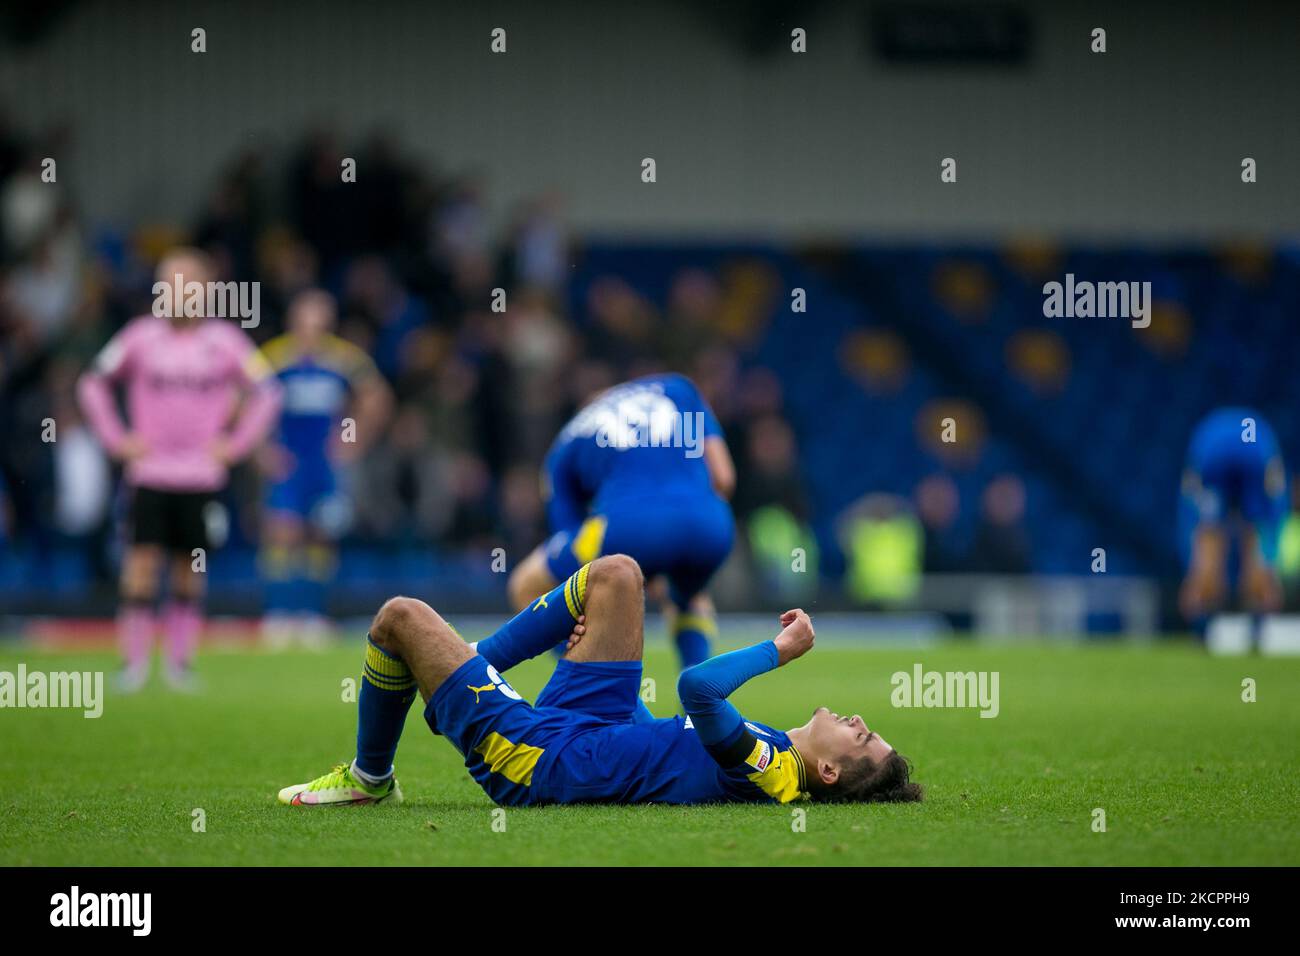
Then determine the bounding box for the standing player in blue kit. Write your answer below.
[507,373,736,670]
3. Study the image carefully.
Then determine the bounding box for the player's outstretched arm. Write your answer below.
[677,609,815,750]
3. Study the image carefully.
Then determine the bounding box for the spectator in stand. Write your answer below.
[733,414,809,522]
[972,474,1031,575]
[837,493,923,606]
[915,473,966,574]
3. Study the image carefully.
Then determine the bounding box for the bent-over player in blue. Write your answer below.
[1178,407,1288,625]
[277,555,921,807]
[507,373,736,669]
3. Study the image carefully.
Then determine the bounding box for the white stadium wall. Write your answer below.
[2,0,1298,241]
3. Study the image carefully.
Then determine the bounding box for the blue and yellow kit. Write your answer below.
[260,333,379,520]
[424,639,808,807]
[541,373,734,607]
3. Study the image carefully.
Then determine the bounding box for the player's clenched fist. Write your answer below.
[773,609,814,666]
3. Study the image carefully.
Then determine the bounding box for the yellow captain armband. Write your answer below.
[745,741,809,804]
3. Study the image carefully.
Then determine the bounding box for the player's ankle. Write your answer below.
[351,760,392,788]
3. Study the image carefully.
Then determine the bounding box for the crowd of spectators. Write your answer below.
[2,116,892,604]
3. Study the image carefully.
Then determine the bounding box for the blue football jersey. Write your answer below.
[261,334,378,462]
[531,713,807,806]
[542,373,724,530]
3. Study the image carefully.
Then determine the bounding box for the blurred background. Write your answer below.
[2,0,1300,639]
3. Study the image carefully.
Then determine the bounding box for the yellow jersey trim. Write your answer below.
[572,516,608,564]
[473,732,545,787]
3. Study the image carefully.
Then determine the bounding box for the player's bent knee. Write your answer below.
[370,596,432,650]
[588,553,644,597]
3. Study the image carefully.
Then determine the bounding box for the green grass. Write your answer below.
[1,633,1298,865]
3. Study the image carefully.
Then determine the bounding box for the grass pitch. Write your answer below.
[1,630,1298,866]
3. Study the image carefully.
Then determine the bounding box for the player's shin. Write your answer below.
[118,598,156,679]
[301,543,336,615]
[259,542,301,646]
[475,564,590,672]
[355,636,418,781]
[162,598,202,675]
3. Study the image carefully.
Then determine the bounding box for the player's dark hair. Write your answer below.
[816,750,923,804]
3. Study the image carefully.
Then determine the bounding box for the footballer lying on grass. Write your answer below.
[279,554,922,807]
